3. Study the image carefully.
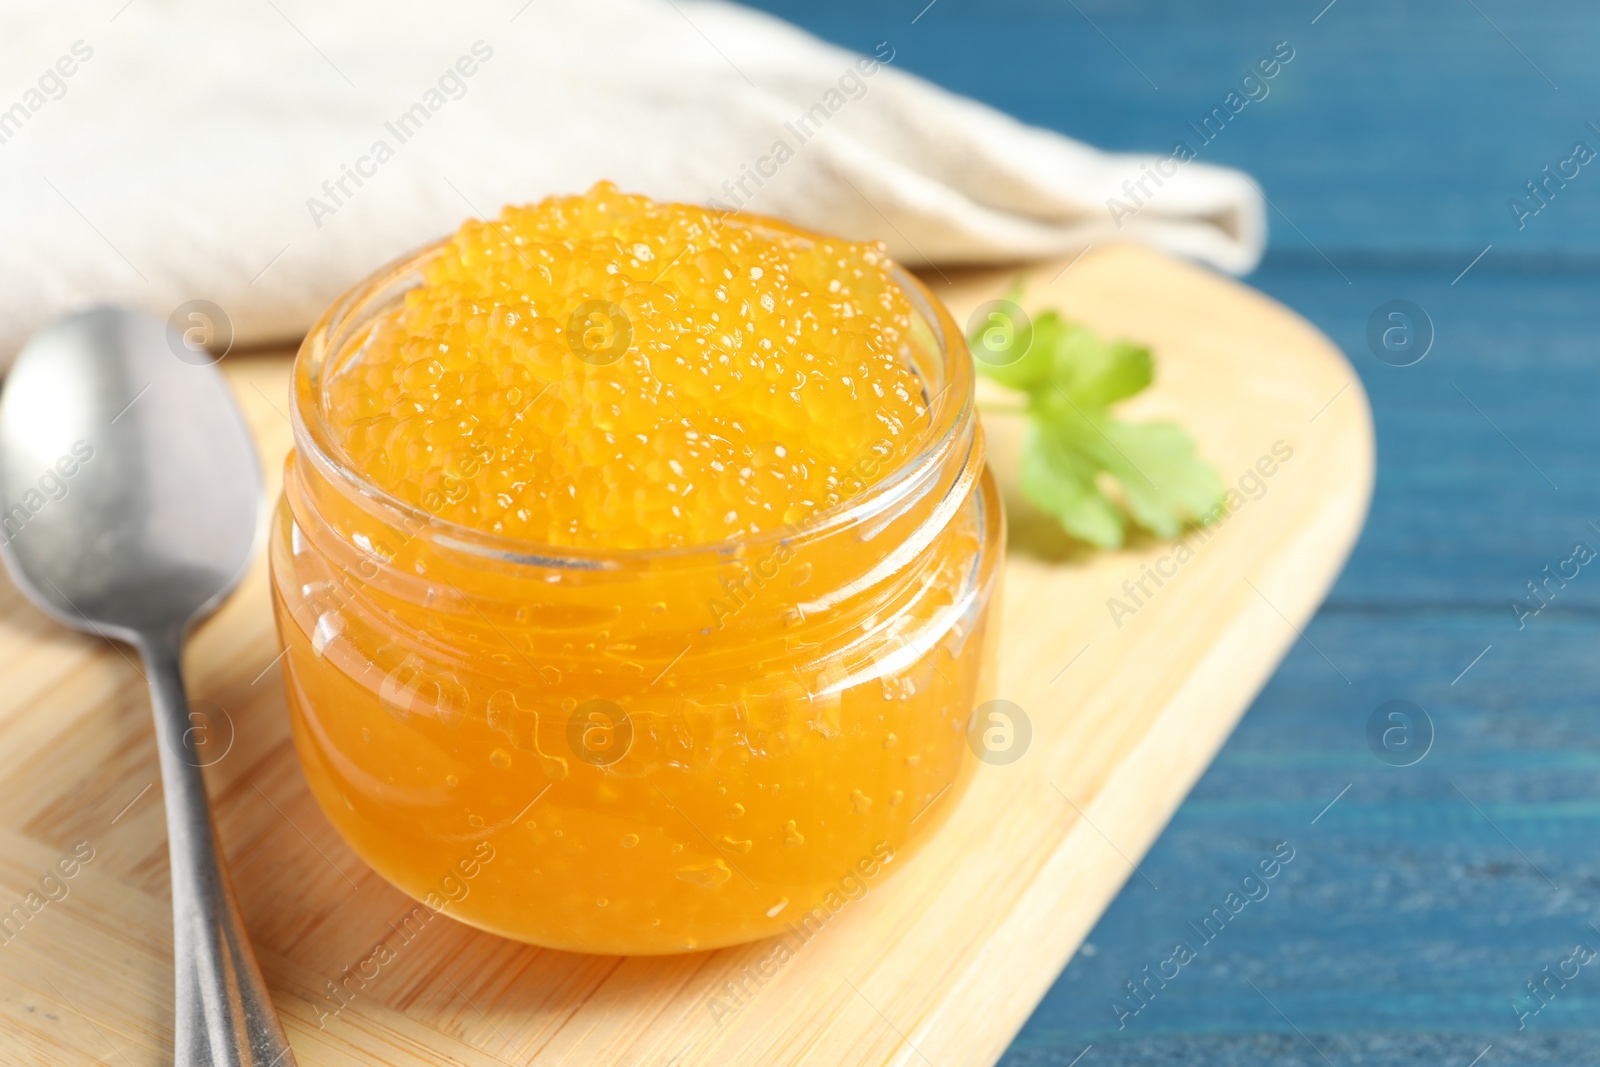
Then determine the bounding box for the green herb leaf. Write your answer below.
[972,290,1223,548]
[1018,420,1125,548]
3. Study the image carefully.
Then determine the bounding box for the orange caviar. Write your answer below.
[325,182,929,548]
[271,185,1002,954]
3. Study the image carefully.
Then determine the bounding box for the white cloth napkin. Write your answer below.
[0,0,1265,361]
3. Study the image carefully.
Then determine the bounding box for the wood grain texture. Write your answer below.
[0,243,1371,1066]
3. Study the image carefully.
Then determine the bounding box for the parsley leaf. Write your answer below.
[970,292,1222,549]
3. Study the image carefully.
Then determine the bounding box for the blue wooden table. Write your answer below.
[739,1,1600,1062]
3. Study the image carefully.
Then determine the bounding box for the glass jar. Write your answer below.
[269,228,1003,955]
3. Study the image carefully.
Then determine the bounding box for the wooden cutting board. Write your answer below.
[0,243,1372,1066]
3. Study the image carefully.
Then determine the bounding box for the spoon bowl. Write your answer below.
[0,306,260,638]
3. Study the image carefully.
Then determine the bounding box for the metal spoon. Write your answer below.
[0,307,295,1066]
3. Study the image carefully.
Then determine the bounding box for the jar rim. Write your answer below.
[289,214,976,570]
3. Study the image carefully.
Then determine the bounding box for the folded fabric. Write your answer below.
[0,0,1265,362]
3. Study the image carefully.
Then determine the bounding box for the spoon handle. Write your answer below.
[142,634,297,1067]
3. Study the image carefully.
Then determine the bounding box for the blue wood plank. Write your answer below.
[1258,263,1600,611]
[719,2,1600,1063]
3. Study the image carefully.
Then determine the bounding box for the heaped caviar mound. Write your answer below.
[324,182,932,550]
